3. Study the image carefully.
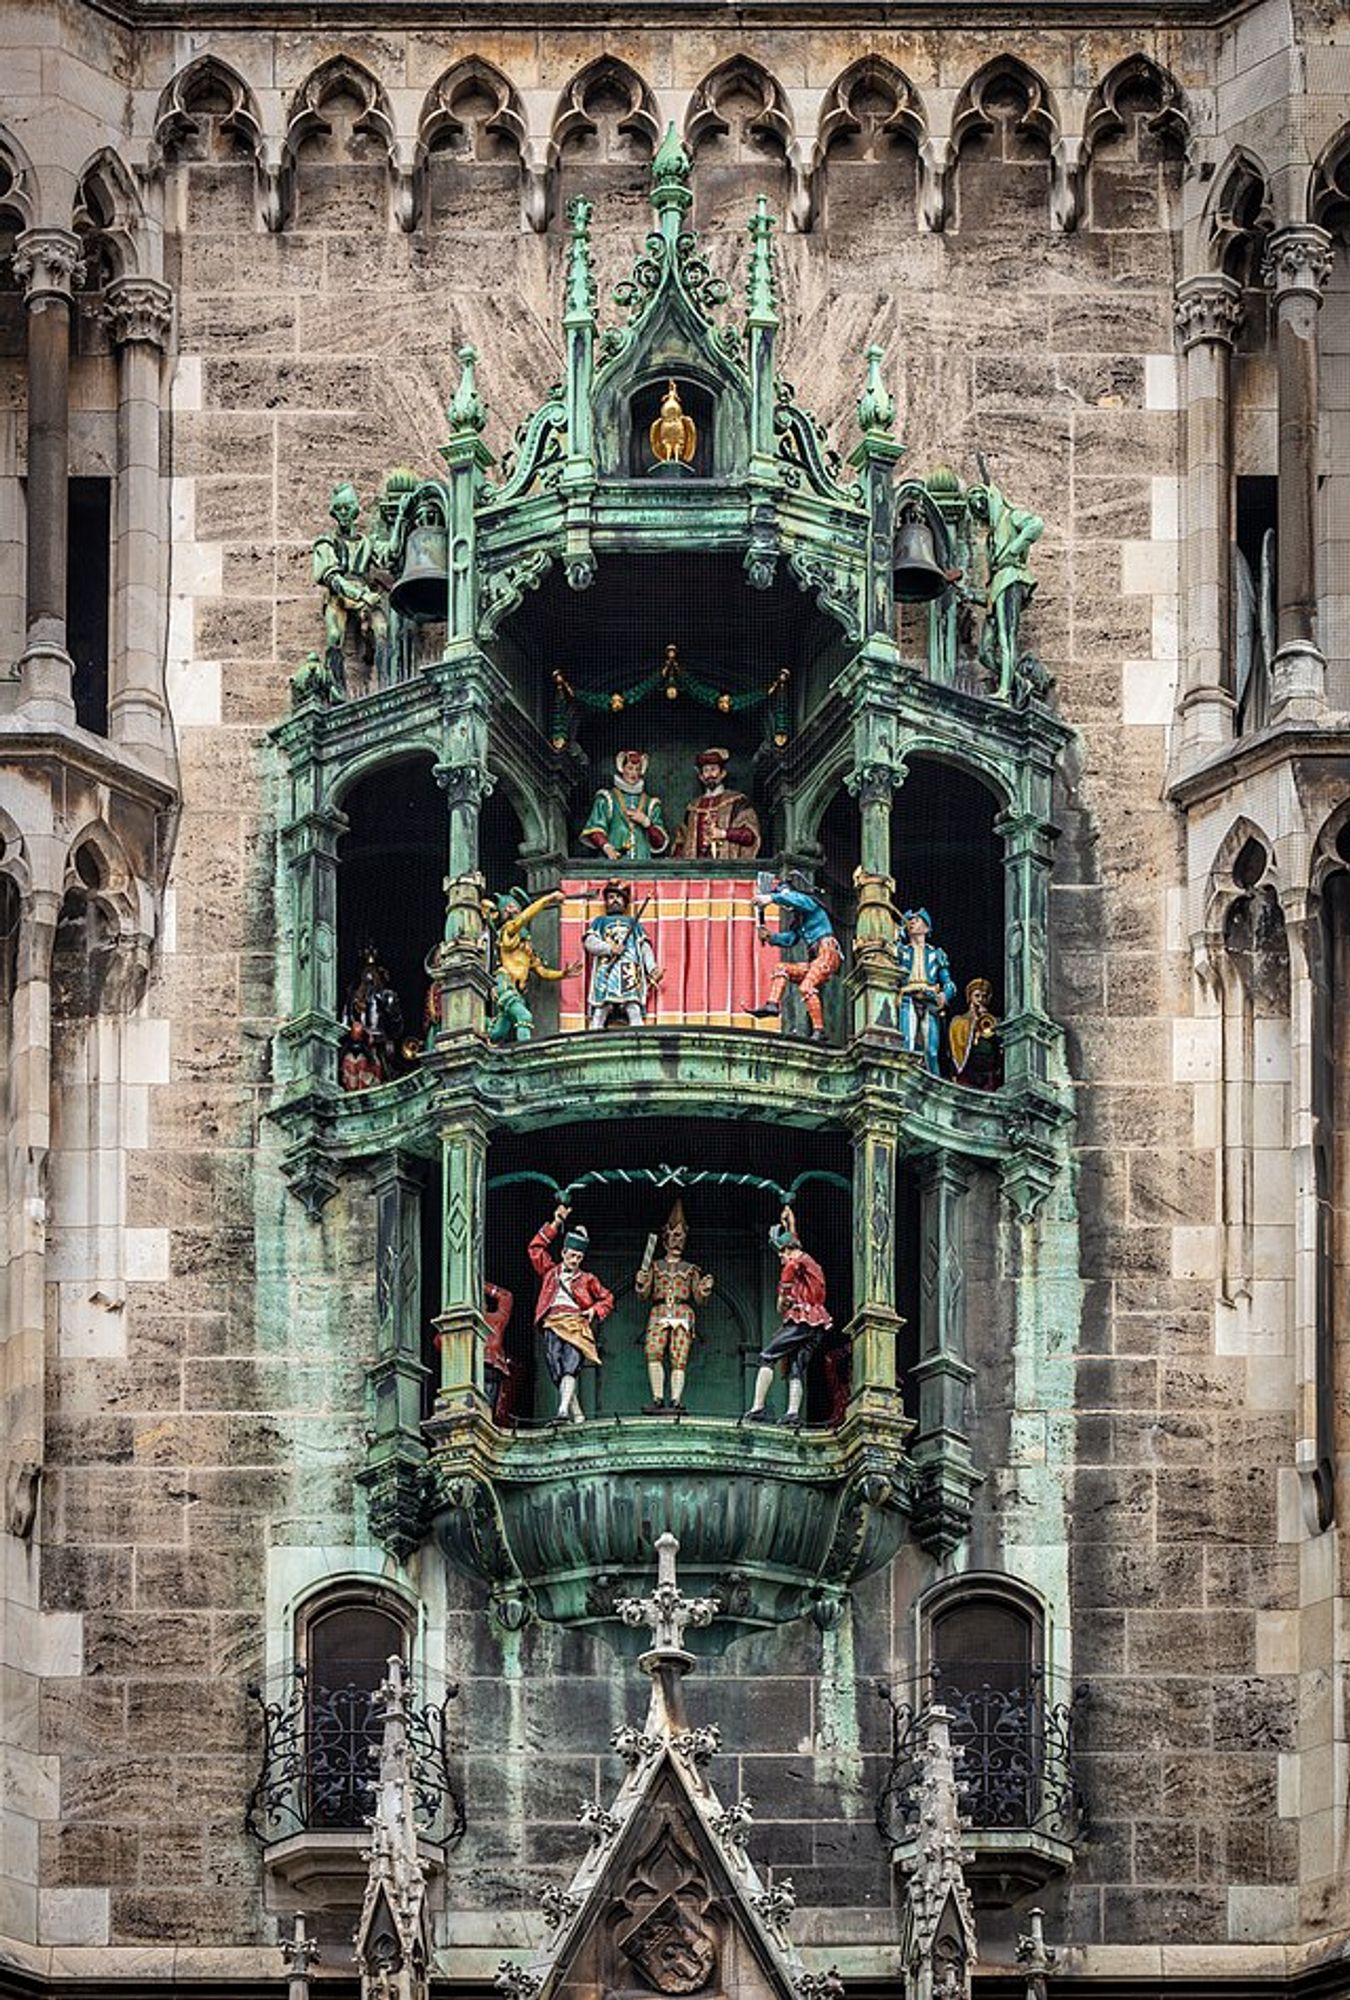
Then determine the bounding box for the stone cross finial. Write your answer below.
[615,1533,718,1655]
[614,1534,719,1738]
[281,1914,318,2000]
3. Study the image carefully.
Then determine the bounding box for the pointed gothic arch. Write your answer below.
[684,53,795,159]
[0,125,38,230]
[286,54,397,167]
[1202,146,1272,277]
[418,57,528,166]
[949,54,1062,232]
[549,56,662,167]
[812,56,927,170]
[152,53,264,168]
[73,148,147,282]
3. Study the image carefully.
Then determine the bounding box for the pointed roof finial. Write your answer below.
[448,343,487,436]
[354,1658,432,2000]
[746,194,778,328]
[856,343,896,438]
[564,197,596,326]
[651,122,693,228]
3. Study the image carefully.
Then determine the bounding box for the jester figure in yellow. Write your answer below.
[634,1201,713,1414]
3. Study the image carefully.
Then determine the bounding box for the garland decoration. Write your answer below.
[550,643,790,749]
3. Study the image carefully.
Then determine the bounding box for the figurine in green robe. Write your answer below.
[580,750,669,863]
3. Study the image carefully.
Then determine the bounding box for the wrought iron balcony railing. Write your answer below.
[874,1665,1086,1849]
[244,1664,465,1848]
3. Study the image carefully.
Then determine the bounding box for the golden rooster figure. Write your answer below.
[650,380,697,466]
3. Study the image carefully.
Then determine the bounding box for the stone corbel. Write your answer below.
[917,138,950,232]
[1049,134,1085,233]
[522,158,550,235]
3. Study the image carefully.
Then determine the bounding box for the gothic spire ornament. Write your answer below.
[898,1706,977,2000]
[353,1658,433,2000]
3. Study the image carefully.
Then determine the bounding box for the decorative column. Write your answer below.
[848,344,904,667]
[278,794,347,1091]
[13,227,84,715]
[433,1113,489,1412]
[845,762,905,1035]
[1173,273,1242,763]
[560,197,597,589]
[997,808,1059,1087]
[104,277,173,762]
[1281,893,1335,1533]
[910,1151,978,1554]
[1262,225,1334,720]
[844,1108,906,1416]
[358,1151,430,1559]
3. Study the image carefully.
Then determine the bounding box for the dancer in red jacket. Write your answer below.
[527,1205,614,1425]
[745,1205,832,1429]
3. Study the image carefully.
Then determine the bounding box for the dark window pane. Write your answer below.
[67,476,110,735]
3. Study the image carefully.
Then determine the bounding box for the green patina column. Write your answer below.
[998,807,1059,1088]
[845,1106,905,1413]
[434,1112,489,1411]
[561,196,598,586]
[910,1150,980,1553]
[357,1150,430,1557]
[849,344,903,667]
[278,787,347,1090]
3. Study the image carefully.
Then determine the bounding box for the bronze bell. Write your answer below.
[390,522,449,621]
[893,510,949,603]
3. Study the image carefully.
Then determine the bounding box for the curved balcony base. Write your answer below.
[427,1399,915,1651]
[893,1827,1074,1911]
[263,1829,447,1919]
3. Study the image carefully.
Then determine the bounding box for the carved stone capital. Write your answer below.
[1173,273,1243,351]
[12,226,85,304]
[433,761,495,810]
[845,761,904,808]
[103,277,173,350]
[1262,224,1334,306]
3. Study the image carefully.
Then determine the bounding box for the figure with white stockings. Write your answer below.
[745,1206,832,1429]
[527,1205,614,1425]
[635,1200,713,1415]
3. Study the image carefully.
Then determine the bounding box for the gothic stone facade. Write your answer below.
[2,0,1350,1995]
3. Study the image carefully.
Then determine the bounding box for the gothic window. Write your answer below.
[67,477,110,736]
[924,1583,1043,1831]
[298,1591,413,1830]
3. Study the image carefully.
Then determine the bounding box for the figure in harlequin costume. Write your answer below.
[745,1206,832,1429]
[483,887,579,1044]
[671,748,762,861]
[483,1282,514,1424]
[635,1200,714,1415]
[745,872,842,1043]
[584,879,664,1029]
[580,749,669,862]
[527,1204,614,1426]
[949,976,1002,1089]
[896,908,957,1075]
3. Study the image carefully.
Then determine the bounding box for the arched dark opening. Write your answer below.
[50,889,117,1019]
[929,1590,1040,1830]
[303,1597,409,1829]
[890,759,1005,1017]
[337,757,444,1042]
[479,784,526,896]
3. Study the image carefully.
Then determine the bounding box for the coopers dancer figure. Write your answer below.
[745,1206,832,1428]
[527,1204,614,1426]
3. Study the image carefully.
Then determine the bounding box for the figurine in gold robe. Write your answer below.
[949,976,1002,1089]
[650,380,697,466]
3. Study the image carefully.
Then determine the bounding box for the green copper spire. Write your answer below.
[856,343,896,437]
[746,194,779,328]
[447,343,487,436]
[564,197,596,327]
[651,121,693,234]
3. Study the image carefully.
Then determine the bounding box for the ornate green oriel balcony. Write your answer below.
[267,131,1074,1638]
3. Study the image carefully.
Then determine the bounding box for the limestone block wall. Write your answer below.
[1,0,1350,1986]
